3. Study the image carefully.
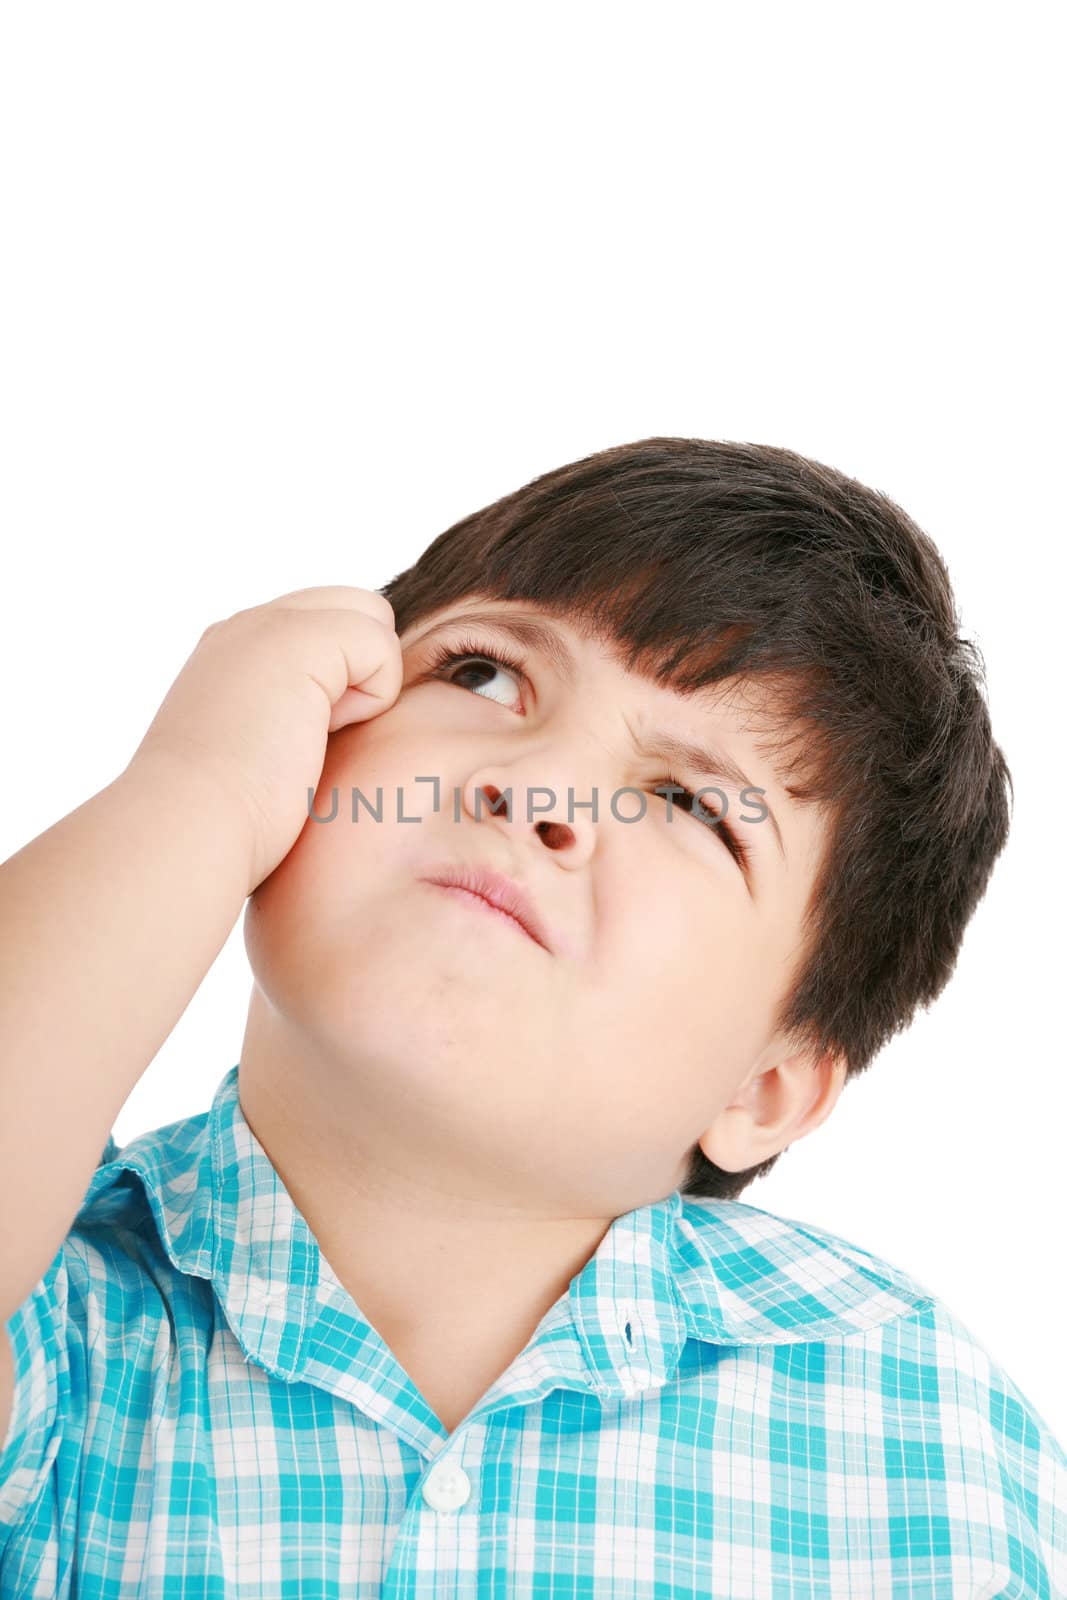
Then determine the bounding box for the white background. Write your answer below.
[1,5,1064,1441]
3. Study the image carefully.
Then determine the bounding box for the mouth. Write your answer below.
[417,862,554,954]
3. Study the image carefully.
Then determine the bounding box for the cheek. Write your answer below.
[242,822,375,1023]
[316,712,441,822]
[243,802,353,976]
[312,725,371,804]
[245,724,436,948]
[599,875,769,1039]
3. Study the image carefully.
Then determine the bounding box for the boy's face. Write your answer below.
[243,595,843,1216]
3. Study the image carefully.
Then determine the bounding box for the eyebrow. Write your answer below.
[409,608,786,859]
[630,728,785,860]
[412,610,580,688]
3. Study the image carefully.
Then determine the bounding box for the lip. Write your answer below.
[417,861,555,954]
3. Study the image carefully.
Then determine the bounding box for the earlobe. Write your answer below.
[694,1064,775,1174]
[697,1050,848,1173]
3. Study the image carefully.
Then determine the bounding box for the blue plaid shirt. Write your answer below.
[2,1063,1064,1598]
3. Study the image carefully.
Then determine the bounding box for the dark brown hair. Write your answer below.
[379,437,1013,1199]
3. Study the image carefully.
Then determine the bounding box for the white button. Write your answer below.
[422,1459,472,1512]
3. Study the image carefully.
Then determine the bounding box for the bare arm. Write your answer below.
[0,584,402,1329]
[0,751,252,1326]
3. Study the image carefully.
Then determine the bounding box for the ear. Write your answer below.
[696,1049,848,1174]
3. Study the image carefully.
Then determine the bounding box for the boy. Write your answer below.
[0,436,1063,1596]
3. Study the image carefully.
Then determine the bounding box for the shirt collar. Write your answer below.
[83,1064,934,1408]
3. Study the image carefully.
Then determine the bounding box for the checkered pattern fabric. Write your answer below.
[2,1063,1064,1597]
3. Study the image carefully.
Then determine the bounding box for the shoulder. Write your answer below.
[837,1296,1067,1588]
[675,1198,1067,1587]
[1,1111,216,1551]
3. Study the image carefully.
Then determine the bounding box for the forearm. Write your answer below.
[0,750,252,1322]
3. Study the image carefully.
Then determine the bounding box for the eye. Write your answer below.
[653,777,752,871]
[423,636,527,711]
[420,636,751,873]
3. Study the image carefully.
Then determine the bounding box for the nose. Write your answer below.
[461,752,600,860]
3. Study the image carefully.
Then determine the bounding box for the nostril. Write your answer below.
[537,820,572,849]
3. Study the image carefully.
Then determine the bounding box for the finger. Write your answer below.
[263,585,395,629]
[326,685,391,733]
[305,609,405,720]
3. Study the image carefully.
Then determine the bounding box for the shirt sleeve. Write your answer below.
[980,1344,1067,1592]
[0,1242,82,1546]
[0,1136,118,1565]
[912,1300,1067,1593]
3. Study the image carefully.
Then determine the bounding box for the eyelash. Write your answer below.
[423,635,752,871]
